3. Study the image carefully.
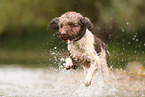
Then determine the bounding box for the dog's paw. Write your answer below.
[84,80,91,87]
[66,64,78,70]
[71,64,78,69]
[84,75,93,86]
[65,57,73,70]
[66,66,71,70]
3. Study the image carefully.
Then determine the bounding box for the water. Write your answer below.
[0,65,144,97]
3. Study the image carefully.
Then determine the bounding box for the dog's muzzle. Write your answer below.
[59,32,69,41]
[59,31,79,42]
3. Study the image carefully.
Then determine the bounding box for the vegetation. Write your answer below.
[0,0,145,68]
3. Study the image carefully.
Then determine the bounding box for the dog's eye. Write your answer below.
[68,23,77,28]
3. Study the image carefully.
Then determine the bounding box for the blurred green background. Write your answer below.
[0,0,145,68]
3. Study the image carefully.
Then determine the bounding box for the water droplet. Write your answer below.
[122,28,124,32]
[52,52,55,55]
[121,59,124,62]
[53,34,55,36]
[136,39,138,42]
[126,22,129,25]
[134,51,136,53]
[54,47,57,50]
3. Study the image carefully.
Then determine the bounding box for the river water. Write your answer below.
[0,65,144,97]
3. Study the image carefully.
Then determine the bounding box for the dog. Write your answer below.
[48,11,110,86]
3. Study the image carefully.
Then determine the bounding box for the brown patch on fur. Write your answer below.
[94,36,110,65]
[48,17,59,30]
[79,17,93,31]
[48,12,93,41]
[83,60,90,68]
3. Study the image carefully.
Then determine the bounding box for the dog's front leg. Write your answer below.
[84,60,97,86]
[65,56,79,70]
[65,57,73,70]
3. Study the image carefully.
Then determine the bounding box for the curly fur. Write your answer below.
[48,11,110,86]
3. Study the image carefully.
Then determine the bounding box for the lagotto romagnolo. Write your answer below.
[48,11,110,86]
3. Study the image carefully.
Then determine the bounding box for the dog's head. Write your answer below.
[48,11,93,41]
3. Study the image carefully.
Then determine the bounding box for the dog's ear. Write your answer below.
[79,17,93,31]
[48,17,59,30]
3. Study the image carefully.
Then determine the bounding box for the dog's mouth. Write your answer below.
[59,34,69,41]
[59,34,76,42]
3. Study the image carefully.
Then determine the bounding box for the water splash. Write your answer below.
[0,64,144,97]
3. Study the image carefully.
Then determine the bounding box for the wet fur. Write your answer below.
[48,11,110,86]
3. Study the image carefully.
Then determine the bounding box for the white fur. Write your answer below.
[65,57,73,68]
[66,28,109,86]
[68,29,99,61]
